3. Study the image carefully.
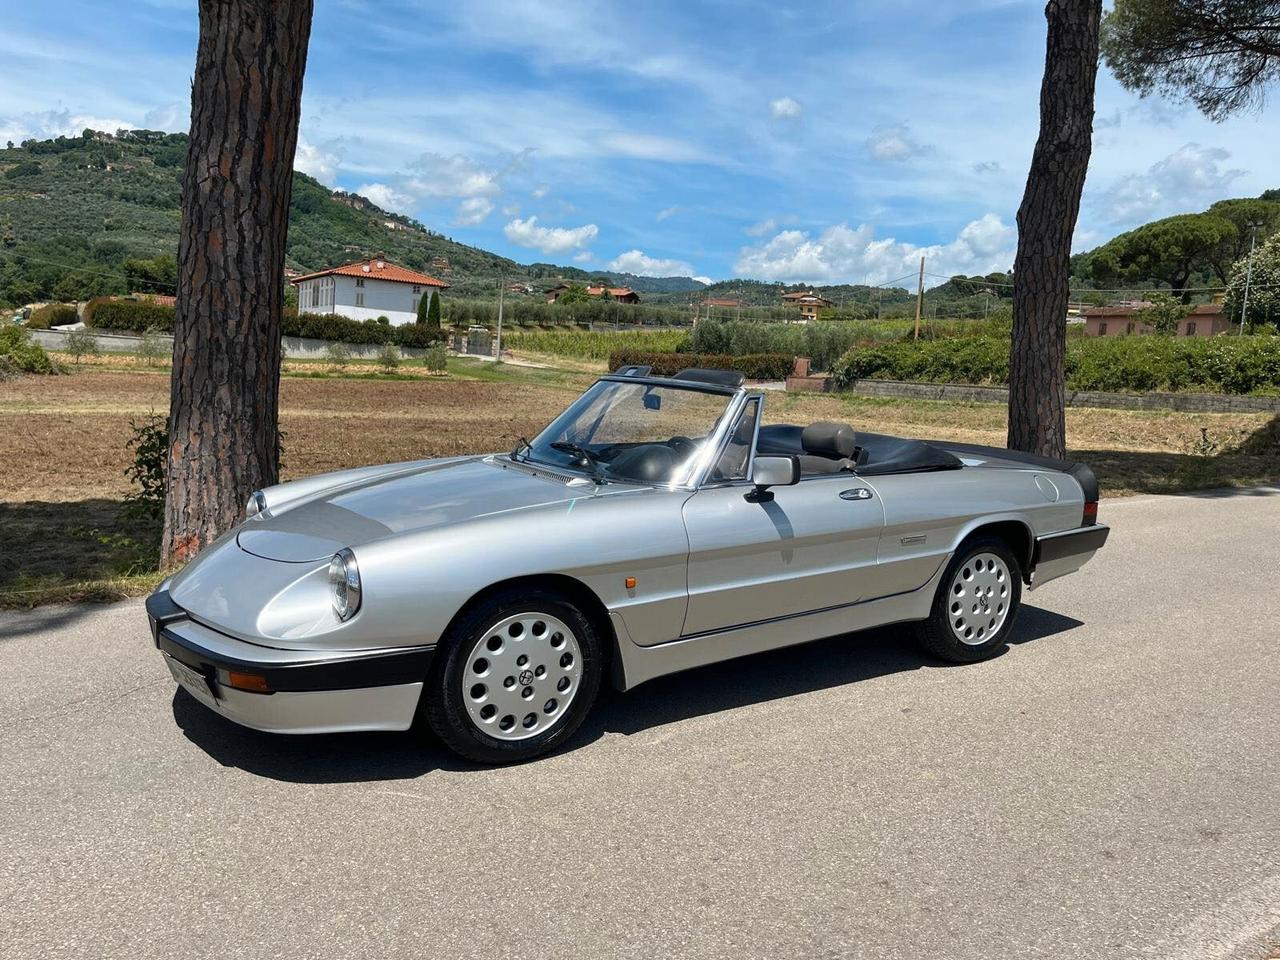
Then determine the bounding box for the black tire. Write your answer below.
[422,586,605,764]
[915,535,1023,664]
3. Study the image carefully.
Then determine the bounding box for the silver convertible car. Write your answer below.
[147,366,1109,764]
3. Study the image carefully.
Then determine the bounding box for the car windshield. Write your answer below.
[522,379,735,485]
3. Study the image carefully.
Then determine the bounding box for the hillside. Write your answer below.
[0,129,705,306]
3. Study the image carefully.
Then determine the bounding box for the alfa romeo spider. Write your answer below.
[147,365,1109,763]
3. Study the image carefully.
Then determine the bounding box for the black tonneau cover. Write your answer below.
[929,440,1100,502]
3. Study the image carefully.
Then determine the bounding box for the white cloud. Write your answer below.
[734,214,1015,285]
[972,160,1001,175]
[573,251,594,263]
[502,203,521,216]
[770,96,802,119]
[607,249,695,276]
[744,217,778,237]
[294,139,341,186]
[142,102,185,132]
[1100,143,1246,224]
[354,182,415,215]
[0,109,134,144]
[692,276,713,286]
[532,185,550,199]
[600,131,707,163]
[454,196,494,226]
[655,205,679,222]
[405,152,503,199]
[504,216,599,255]
[866,124,930,162]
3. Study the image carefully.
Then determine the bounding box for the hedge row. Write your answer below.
[833,334,1280,395]
[83,299,445,347]
[25,303,78,329]
[608,349,795,381]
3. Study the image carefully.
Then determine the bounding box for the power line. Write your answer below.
[921,270,1278,294]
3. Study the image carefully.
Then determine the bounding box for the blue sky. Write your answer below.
[1,0,1277,285]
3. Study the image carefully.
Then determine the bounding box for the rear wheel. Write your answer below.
[422,587,604,764]
[915,536,1022,663]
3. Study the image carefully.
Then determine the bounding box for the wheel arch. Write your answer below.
[441,573,619,676]
[957,519,1034,582]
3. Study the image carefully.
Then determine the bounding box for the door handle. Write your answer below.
[839,488,874,501]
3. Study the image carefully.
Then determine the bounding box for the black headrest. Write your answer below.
[801,421,857,459]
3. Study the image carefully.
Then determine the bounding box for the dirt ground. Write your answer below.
[3,367,1277,501]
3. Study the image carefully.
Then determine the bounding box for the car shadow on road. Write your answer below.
[172,603,1082,784]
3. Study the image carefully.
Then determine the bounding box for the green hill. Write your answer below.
[0,129,704,307]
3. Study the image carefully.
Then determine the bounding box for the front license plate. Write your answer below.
[165,655,219,710]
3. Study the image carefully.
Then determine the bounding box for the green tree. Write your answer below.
[1206,198,1280,271]
[415,289,431,324]
[426,290,442,329]
[1086,213,1238,301]
[556,282,590,305]
[1102,1,1280,121]
[1134,293,1189,334]
[64,329,100,363]
[1224,232,1280,328]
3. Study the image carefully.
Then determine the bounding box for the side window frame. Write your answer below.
[700,393,764,487]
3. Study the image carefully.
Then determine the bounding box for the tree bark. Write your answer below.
[1008,0,1101,459]
[163,0,313,565]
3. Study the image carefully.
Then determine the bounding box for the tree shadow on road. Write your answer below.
[173,604,1083,784]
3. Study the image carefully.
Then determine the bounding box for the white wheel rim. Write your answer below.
[947,552,1012,646]
[461,612,584,742]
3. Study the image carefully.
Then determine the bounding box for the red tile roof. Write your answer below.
[1082,303,1223,317]
[290,256,449,288]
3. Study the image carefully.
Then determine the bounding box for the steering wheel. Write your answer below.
[667,435,698,457]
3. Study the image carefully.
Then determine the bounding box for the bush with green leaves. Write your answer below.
[832,334,1280,395]
[421,343,447,372]
[608,349,795,381]
[135,326,168,366]
[377,343,401,372]
[64,328,100,363]
[325,341,352,370]
[86,298,176,332]
[1224,233,1280,329]
[124,412,168,526]
[26,303,78,329]
[0,324,59,376]
[426,291,442,329]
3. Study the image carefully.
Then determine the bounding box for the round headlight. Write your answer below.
[328,548,362,621]
[244,490,269,521]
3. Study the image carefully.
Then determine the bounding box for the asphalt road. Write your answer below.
[3,488,1279,960]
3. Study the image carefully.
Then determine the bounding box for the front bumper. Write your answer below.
[145,590,433,734]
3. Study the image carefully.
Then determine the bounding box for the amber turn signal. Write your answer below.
[625,576,637,589]
[226,670,271,693]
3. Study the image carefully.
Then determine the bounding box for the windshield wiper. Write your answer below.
[550,441,607,483]
[510,436,532,462]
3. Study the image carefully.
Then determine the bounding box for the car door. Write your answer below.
[679,399,887,638]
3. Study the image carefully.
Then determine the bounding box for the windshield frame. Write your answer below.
[519,376,751,489]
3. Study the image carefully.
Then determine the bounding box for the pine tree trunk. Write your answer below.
[1008,0,1101,459]
[162,0,314,565]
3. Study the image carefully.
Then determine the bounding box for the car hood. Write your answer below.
[237,457,596,562]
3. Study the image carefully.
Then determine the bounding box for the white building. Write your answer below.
[291,255,449,326]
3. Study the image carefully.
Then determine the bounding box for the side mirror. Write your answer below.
[745,455,800,503]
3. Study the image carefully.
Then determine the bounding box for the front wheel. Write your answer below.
[422,587,604,764]
[915,536,1022,663]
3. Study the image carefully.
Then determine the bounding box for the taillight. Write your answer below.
[1082,500,1098,526]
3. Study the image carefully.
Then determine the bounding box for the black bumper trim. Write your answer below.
[1033,524,1110,567]
[148,590,434,693]
[145,589,186,645]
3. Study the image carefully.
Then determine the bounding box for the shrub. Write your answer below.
[422,343,447,372]
[135,326,168,366]
[377,343,401,372]
[426,290,442,329]
[325,341,352,370]
[27,303,78,329]
[394,324,447,348]
[607,349,795,381]
[831,334,1280,395]
[124,412,168,526]
[376,315,390,326]
[282,312,446,348]
[86,298,176,332]
[64,329,100,363]
[0,324,60,375]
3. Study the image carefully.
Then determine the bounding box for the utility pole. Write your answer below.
[495,277,505,361]
[1239,221,1261,335]
[913,255,925,341]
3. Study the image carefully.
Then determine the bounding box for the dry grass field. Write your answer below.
[2,360,1277,606]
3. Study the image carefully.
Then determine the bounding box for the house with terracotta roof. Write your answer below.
[1082,302,1232,337]
[290,255,449,326]
[781,290,834,322]
[544,283,641,304]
